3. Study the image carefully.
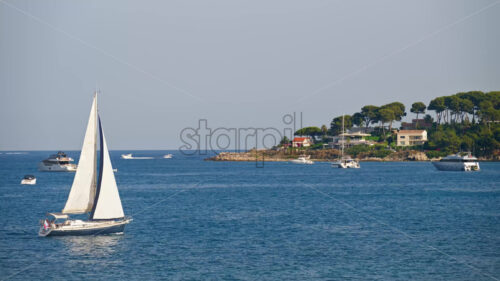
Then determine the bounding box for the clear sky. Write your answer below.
[1,0,499,150]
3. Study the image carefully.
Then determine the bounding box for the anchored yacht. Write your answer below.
[38,151,77,172]
[290,155,314,164]
[332,158,360,169]
[332,115,360,169]
[432,153,480,171]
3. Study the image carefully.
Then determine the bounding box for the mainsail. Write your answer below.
[90,116,125,220]
[62,95,98,214]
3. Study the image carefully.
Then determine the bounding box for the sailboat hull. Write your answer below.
[39,219,131,237]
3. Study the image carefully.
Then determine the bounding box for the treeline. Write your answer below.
[428,91,500,124]
[293,91,500,157]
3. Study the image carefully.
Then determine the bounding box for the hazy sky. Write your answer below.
[1,0,499,150]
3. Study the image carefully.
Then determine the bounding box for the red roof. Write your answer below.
[293,137,311,142]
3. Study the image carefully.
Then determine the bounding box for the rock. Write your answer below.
[407,151,429,161]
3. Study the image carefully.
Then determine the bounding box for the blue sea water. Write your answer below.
[0,151,499,280]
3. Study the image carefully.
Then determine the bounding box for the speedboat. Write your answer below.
[39,93,131,237]
[290,155,314,164]
[38,151,77,172]
[432,153,480,171]
[21,175,36,185]
[332,158,360,169]
[163,154,173,159]
[121,153,153,159]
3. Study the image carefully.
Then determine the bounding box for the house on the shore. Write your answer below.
[328,131,374,149]
[292,137,312,147]
[396,130,427,146]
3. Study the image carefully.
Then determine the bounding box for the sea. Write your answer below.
[0,151,499,280]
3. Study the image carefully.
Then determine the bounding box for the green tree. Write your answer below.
[279,136,290,146]
[361,105,379,129]
[378,108,395,137]
[428,97,446,124]
[294,126,322,137]
[330,115,352,135]
[352,112,365,127]
[424,114,434,124]
[321,125,328,136]
[458,98,474,123]
[457,91,485,123]
[445,96,461,123]
[411,102,426,127]
[410,102,426,119]
[379,102,405,132]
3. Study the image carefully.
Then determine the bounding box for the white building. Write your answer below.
[396,130,427,146]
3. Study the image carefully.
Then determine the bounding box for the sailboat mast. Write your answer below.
[341,114,344,158]
[92,92,98,213]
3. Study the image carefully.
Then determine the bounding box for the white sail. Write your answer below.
[91,120,124,220]
[62,95,97,214]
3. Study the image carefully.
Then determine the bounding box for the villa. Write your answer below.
[292,137,312,147]
[396,130,428,146]
[329,131,374,148]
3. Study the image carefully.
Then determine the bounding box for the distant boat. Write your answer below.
[332,115,360,169]
[121,153,153,160]
[39,93,131,237]
[163,154,173,159]
[38,151,77,172]
[332,158,360,169]
[432,153,480,171]
[290,155,314,164]
[21,175,36,185]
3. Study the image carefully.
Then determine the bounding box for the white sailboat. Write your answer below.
[39,93,131,237]
[332,115,360,169]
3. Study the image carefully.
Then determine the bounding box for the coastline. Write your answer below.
[205,149,498,162]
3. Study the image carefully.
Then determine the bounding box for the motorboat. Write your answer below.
[21,175,36,185]
[332,115,360,169]
[121,153,133,159]
[121,153,153,159]
[432,153,480,171]
[332,158,360,169]
[39,93,131,237]
[290,155,314,164]
[163,154,173,159]
[38,151,77,172]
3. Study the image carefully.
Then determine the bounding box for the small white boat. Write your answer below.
[21,175,36,185]
[121,153,153,159]
[332,158,360,169]
[432,153,480,171]
[290,155,314,164]
[38,151,77,172]
[163,154,173,159]
[39,93,131,237]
